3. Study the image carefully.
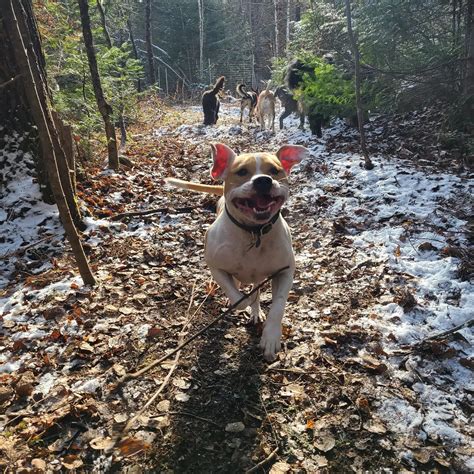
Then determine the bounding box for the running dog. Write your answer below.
[236,84,258,123]
[257,81,276,133]
[202,76,225,125]
[166,143,308,360]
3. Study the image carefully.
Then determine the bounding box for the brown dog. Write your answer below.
[257,81,276,133]
[166,143,308,360]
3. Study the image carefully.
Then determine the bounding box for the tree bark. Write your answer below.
[145,0,156,85]
[127,19,142,92]
[77,0,119,170]
[3,0,96,286]
[274,0,280,57]
[464,0,474,99]
[15,0,82,224]
[198,0,204,81]
[96,0,112,48]
[345,0,374,170]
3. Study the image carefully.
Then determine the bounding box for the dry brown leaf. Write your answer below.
[90,436,115,451]
[270,462,291,473]
[363,419,387,434]
[117,437,150,457]
[61,454,83,470]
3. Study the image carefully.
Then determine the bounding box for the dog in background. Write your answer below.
[285,60,326,137]
[202,76,225,125]
[257,81,276,133]
[236,84,258,123]
[274,86,301,130]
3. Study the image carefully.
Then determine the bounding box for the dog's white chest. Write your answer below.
[205,214,294,284]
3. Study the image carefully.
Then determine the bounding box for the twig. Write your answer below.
[111,206,197,221]
[0,235,56,259]
[114,266,289,388]
[419,318,474,344]
[0,74,21,89]
[159,411,221,428]
[245,447,279,474]
[116,281,203,442]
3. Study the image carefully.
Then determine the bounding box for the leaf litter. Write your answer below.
[0,98,473,472]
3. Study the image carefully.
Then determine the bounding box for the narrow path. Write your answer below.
[0,99,471,472]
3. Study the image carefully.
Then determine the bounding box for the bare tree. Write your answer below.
[345,0,374,170]
[145,0,156,85]
[127,19,142,92]
[77,0,119,170]
[198,0,204,80]
[96,0,112,48]
[3,0,96,286]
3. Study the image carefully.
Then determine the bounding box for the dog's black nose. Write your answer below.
[253,176,273,193]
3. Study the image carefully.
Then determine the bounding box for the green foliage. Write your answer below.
[291,56,356,118]
[38,0,143,139]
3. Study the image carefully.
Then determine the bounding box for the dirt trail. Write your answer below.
[0,98,472,472]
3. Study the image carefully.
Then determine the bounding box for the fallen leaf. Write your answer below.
[270,461,291,473]
[61,454,83,470]
[314,433,336,452]
[90,437,115,451]
[363,419,387,434]
[117,437,150,457]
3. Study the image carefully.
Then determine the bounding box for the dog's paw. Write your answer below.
[252,308,266,325]
[259,324,282,361]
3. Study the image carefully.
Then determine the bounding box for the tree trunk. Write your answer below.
[286,0,291,55]
[3,0,96,286]
[127,19,142,92]
[96,0,112,48]
[16,0,82,224]
[77,0,119,170]
[464,0,474,100]
[145,0,156,85]
[345,0,374,170]
[198,0,204,81]
[274,0,280,57]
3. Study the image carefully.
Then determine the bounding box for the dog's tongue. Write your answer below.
[255,195,273,207]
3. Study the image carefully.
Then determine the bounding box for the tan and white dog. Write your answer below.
[257,81,276,133]
[166,143,307,360]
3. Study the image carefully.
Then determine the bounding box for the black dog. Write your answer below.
[274,85,301,130]
[236,83,258,123]
[285,60,326,137]
[202,76,225,125]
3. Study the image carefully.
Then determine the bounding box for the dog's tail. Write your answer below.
[211,76,225,95]
[236,83,250,99]
[165,178,224,196]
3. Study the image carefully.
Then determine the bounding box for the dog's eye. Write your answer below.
[269,166,281,175]
[236,168,248,177]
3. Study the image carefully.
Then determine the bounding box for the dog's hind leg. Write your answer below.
[279,109,291,130]
[249,289,265,324]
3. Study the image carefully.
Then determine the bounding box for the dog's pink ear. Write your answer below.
[210,143,235,180]
[276,145,308,174]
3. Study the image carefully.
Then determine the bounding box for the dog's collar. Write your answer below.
[225,205,280,248]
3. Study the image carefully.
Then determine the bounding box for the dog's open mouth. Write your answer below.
[232,194,284,221]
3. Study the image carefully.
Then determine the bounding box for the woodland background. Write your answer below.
[0,0,473,472]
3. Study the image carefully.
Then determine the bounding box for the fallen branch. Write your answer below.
[0,235,55,259]
[418,318,474,344]
[110,206,197,221]
[245,447,278,474]
[114,266,290,388]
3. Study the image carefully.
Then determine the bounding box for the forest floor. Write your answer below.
[0,96,473,473]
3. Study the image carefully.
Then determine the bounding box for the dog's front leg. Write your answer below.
[210,268,252,310]
[259,268,294,361]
